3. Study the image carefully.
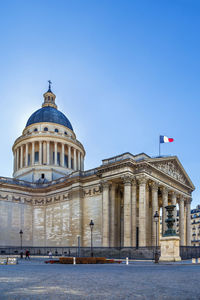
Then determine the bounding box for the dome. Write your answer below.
[26,106,73,131]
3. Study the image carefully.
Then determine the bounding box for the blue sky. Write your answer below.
[0,0,199,207]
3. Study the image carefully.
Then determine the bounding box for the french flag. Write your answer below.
[160,135,174,143]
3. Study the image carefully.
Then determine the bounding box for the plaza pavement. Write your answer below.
[0,257,199,300]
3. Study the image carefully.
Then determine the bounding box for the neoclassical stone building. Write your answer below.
[0,84,195,248]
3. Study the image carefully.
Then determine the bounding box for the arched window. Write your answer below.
[34,128,38,132]
[44,127,48,131]
[64,131,68,135]
[55,128,59,133]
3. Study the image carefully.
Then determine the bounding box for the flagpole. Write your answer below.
[159,135,160,157]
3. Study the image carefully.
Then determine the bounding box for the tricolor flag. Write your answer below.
[160,135,174,143]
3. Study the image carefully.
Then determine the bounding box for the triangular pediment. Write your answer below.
[148,156,195,190]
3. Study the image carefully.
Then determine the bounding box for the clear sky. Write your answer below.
[0,0,199,207]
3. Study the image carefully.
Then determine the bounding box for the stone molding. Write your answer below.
[83,185,102,197]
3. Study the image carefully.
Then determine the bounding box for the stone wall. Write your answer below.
[0,199,33,246]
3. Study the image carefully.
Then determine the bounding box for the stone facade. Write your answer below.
[0,152,195,248]
[0,86,195,248]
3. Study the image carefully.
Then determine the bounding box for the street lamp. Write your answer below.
[19,229,23,250]
[89,220,94,257]
[154,211,159,263]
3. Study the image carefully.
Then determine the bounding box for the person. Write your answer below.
[25,250,30,260]
[49,251,52,259]
[20,250,23,259]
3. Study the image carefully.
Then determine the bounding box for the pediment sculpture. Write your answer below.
[152,161,187,185]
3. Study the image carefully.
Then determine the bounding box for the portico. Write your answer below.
[99,153,194,247]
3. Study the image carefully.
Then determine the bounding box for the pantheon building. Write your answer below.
[0,84,195,248]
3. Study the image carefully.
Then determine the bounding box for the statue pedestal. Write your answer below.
[159,236,181,262]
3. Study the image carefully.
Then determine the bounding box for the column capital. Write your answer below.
[136,175,148,185]
[100,180,111,189]
[151,181,159,191]
[186,197,192,204]
[178,196,185,204]
[161,186,169,195]
[171,190,177,197]
[121,175,134,185]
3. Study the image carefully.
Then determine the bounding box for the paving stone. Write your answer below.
[0,258,199,299]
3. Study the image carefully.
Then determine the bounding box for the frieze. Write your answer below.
[84,186,102,197]
[24,198,33,204]
[54,195,61,202]
[0,194,8,200]
[34,198,45,205]
[63,194,69,200]
[46,197,53,204]
[12,196,21,202]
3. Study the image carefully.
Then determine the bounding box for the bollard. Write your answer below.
[126,257,129,265]
[73,257,76,265]
[192,258,196,264]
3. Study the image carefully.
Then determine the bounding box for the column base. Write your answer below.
[159,236,181,262]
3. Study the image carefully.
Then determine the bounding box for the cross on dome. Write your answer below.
[48,80,52,92]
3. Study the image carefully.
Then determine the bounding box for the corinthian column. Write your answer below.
[25,143,28,167]
[17,148,19,170]
[74,148,77,170]
[39,141,42,164]
[131,179,137,247]
[14,150,17,172]
[179,197,185,246]
[20,145,23,168]
[32,142,35,166]
[102,181,110,246]
[123,176,132,247]
[151,182,159,246]
[43,142,47,165]
[146,184,150,246]
[138,177,147,247]
[46,141,50,165]
[54,142,57,165]
[78,151,81,170]
[110,183,116,247]
[61,143,65,167]
[162,187,168,235]
[186,198,192,246]
[81,154,84,171]
[68,146,71,168]
[171,192,177,233]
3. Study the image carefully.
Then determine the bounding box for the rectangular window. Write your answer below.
[28,154,30,166]
[57,152,60,165]
[35,151,39,163]
[71,158,74,169]
[64,155,68,167]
